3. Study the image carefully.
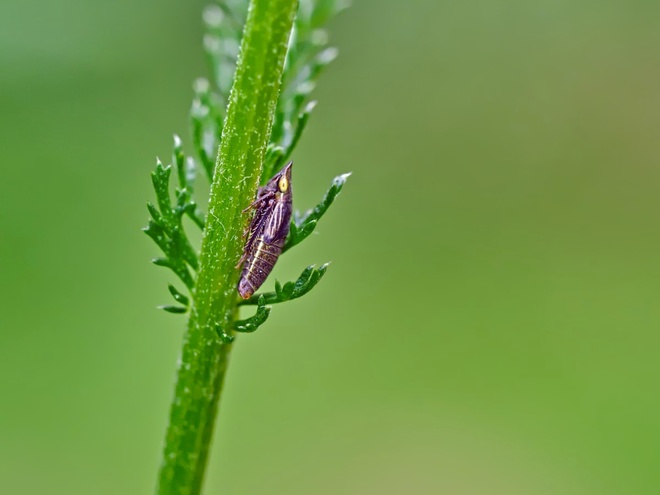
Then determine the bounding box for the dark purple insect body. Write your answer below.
[237,162,293,299]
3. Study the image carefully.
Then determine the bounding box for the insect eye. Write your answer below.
[278,176,288,192]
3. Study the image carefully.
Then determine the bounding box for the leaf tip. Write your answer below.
[202,4,224,27]
[319,46,339,65]
[193,77,210,94]
[158,304,187,314]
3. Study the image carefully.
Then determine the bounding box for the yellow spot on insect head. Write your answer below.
[278,176,289,192]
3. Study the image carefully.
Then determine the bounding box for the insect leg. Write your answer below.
[242,189,274,213]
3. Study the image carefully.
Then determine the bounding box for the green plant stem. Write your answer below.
[156,1,299,493]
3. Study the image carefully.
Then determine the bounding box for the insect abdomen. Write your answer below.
[237,237,284,299]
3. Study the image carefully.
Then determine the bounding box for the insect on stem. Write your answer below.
[237,162,293,299]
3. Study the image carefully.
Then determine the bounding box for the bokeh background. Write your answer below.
[2,0,660,493]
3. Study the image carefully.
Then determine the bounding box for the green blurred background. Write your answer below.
[2,0,660,493]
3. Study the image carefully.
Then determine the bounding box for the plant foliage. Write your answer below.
[145,0,350,334]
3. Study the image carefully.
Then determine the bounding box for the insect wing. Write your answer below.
[263,200,291,243]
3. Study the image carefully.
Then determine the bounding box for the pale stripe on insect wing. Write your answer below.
[264,201,286,241]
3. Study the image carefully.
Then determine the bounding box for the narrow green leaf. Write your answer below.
[283,171,350,252]
[175,267,195,291]
[143,222,170,254]
[234,295,271,333]
[151,257,194,291]
[184,156,197,188]
[168,284,190,306]
[184,201,206,230]
[173,134,187,188]
[295,218,317,244]
[288,219,299,242]
[215,324,235,344]
[294,264,315,286]
[159,305,188,314]
[292,261,329,298]
[151,160,173,223]
[146,202,163,225]
[239,263,330,306]
[190,79,215,180]
[170,227,199,270]
[280,281,296,300]
[309,172,351,220]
